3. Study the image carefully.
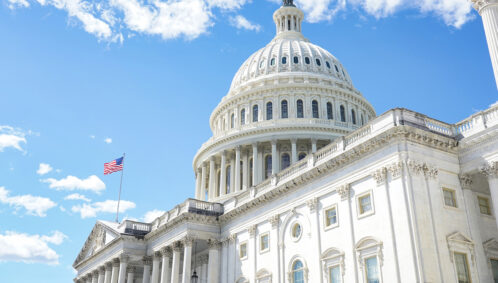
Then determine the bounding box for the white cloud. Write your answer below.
[104,137,112,144]
[206,0,248,10]
[0,187,57,217]
[64,193,91,202]
[8,0,30,9]
[71,200,136,218]
[0,126,27,153]
[0,230,66,265]
[42,175,106,194]
[89,135,96,139]
[229,15,261,31]
[37,163,53,175]
[143,209,165,222]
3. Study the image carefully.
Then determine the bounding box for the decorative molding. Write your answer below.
[268,214,280,228]
[371,167,387,185]
[228,233,237,244]
[306,197,318,212]
[480,162,498,178]
[112,257,120,267]
[337,184,351,200]
[248,225,257,237]
[172,241,183,252]
[161,246,172,258]
[207,239,221,250]
[126,266,136,274]
[153,251,162,260]
[472,0,498,13]
[407,160,438,179]
[142,256,152,266]
[459,174,473,190]
[105,261,113,270]
[98,266,105,274]
[387,161,403,179]
[447,232,476,265]
[182,235,195,247]
[119,254,129,263]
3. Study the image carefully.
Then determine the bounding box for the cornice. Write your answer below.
[144,212,219,242]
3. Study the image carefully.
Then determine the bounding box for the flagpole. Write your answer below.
[116,153,125,223]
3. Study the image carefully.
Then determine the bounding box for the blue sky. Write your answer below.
[0,0,496,282]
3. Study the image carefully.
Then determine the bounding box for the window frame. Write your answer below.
[239,241,248,260]
[241,109,246,125]
[477,195,492,216]
[312,100,319,119]
[253,105,259,123]
[356,190,375,219]
[323,204,339,230]
[364,256,381,283]
[442,187,458,209]
[327,102,333,120]
[281,100,289,119]
[266,102,273,120]
[290,221,303,242]
[296,99,304,118]
[259,232,270,254]
[281,153,291,171]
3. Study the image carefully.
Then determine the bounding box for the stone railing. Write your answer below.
[120,220,151,236]
[222,105,498,212]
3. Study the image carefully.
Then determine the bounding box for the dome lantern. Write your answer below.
[273,0,304,39]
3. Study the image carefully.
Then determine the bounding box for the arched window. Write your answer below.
[240,161,243,191]
[334,65,339,72]
[270,58,276,66]
[265,155,272,180]
[326,61,331,69]
[241,109,246,125]
[312,100,319,118]
[298,153,307,161]
[361,114,364,126]
[296,100,304,118]
[340,105,346,122]
[231,113,235,128]
[226,165,231,194]
[253,105,259,122]
[282,57,287,64]
[293,56,299,64]
[316,59,321,66]
[249,158,253,187]
[351,109,357,125]
[281,100,288,119]
[305,57,310,65]
[266,102,273,120]
[281,153,290,170]
[292,260,305,283]
[327,102,333,120]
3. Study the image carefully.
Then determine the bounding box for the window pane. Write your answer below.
[294,56,299,64]
[478,197,491,215]
[340,106,346,122]
[305,57,310,64]
[253,105,258,122]
[265,155,272,179]
[297,100,303,118]
[282,57,287,64]
[326,208,337,226]
[293,261,304,283]
[281,154,290,170]
[298,153,306,160]
[226,166,231,194]
[240,244,247,258]
[267,102,273,120]
[454,253,471,283]
[443,189,456,207]
[365,257,379,283]
[312,100,319,118]
[491,259,498,283]
[327,103,333,120]
[360,195,372,214]
[281,100,288,118]
[329,266,341,283]
[241,109,246,125]
[261,234,269,251]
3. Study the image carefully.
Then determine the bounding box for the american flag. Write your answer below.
[104,157,124,175]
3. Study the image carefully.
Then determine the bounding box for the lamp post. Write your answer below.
[191,242,198,283]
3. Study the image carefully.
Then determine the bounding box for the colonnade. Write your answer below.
[195,138,329,201]
[75,238,221,283]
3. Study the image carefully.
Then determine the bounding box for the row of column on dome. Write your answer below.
[75,237,222,283]
[276,14,301,33]
[195,138,330,201]
[215,98,370,135]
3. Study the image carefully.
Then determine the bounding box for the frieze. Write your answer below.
[407,160,438,179]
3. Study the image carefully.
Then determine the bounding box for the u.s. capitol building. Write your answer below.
[73,1,498,282]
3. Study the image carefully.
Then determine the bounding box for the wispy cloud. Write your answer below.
[0,187,57,217]
[0,231,67,265]
[37,163,54,175]
[42,175,106,194]
[71,199,136,218]
[104,138,112,144]
[0,126,28,153]
[229,15,261,31]
[64,193,91,202]
[143,209,165,222]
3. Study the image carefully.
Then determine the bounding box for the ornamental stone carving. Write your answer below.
[337,184,351,200]
[126,266,136,274]
[119,254,129,263]
[407,160,438,179]
[182,235,195,247]
[387,161,403,179]
[372,167,387,185]
[172,241,183,252]
[472,0,498,13]
[228,233,237,244]
[306,197,318,212]
[269,214,280,228]
[142,256,152,266]
[161,246,172,257]
[480,161,498,178]
[105,261,113,270]
[459,174,473,189]
[99,266,105,275]
[207,239,221,250]
[112,257,120,267]
[153,251,162,260]
[248,225,257,237]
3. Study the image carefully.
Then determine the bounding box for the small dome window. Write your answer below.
[305,57,310,65]
[326,61,331,69]
[270,58,276,66]
[334,65,339,72]
[260,60,265,68]
[316,59,321,66]
[282,56,287,64]
[293,56,299,64]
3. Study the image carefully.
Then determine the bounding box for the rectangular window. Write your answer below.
[454,252,471,283]
[325,207,337,227]
[239,242,247,259]
[365,257,380,283]
[359,194,372,215]
[478,196,491,215]
[329,266,341,283]
[260,233,269,252]
[491,259,498,283]
[443,188,457,208]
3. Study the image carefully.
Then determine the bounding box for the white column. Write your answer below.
[160,247,172,283]
[481,163,498,228]
[230,157,235,193]
[104,262,112,283]
[473,1,498,89]
[248,226,257,282]
[201,163,207,201]
[170,242,182,283]
[227,235,236,283]
[195,168,202,200]
[92,271,99,283]
[242,149,249,190]
[201,255,208,283]
[181,238,193,283]
[311,138,317,153]
[98,266,105,283]
[291,139,297,164]
[220,151,226,196]
[111,258,120,283]
[209,157,216,200]
[126,266,135,283]
[118,255,128,283]
[252,143,258,186]
[87,275,93,283]
[142,257,152,283]
[271,140,278,175]
[151,252,161,283]
[235,146,241,192]
[269,215,280,283]
[206,240,220,283]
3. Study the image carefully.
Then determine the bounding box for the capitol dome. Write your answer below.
[193,1,376,202]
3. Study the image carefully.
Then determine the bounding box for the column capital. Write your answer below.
[248,224,257,237]
[480,161,498,178]
[153,251,162,260]
[268,214,279,228]
[252,142,258,148]
[459,174,473,189]
[207,238,221,250]
[407,160,438,179]
[105,261,113,270]
[99,266,106,274]
[372,167,388,185]
[271,139,277,146]
[126,266,136,274]
[182,235,195,247]
[172,241,183,252]
[472,0,498,13]
[210,155,216,162]
[337,184,351,200]
[228,233,237,243]
[306,197,318,212]
[92,270,99,277]
[290,138,297,144]
[142,256,152,266]
[161,246,173,257]
[112,258,120,267]
[221,150,227,157]
[119,254,129,263]
[235,145,242,151]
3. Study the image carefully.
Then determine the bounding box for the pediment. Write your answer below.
[447,231,474,245]
[73,222,120,267]
[484,238,498,252]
